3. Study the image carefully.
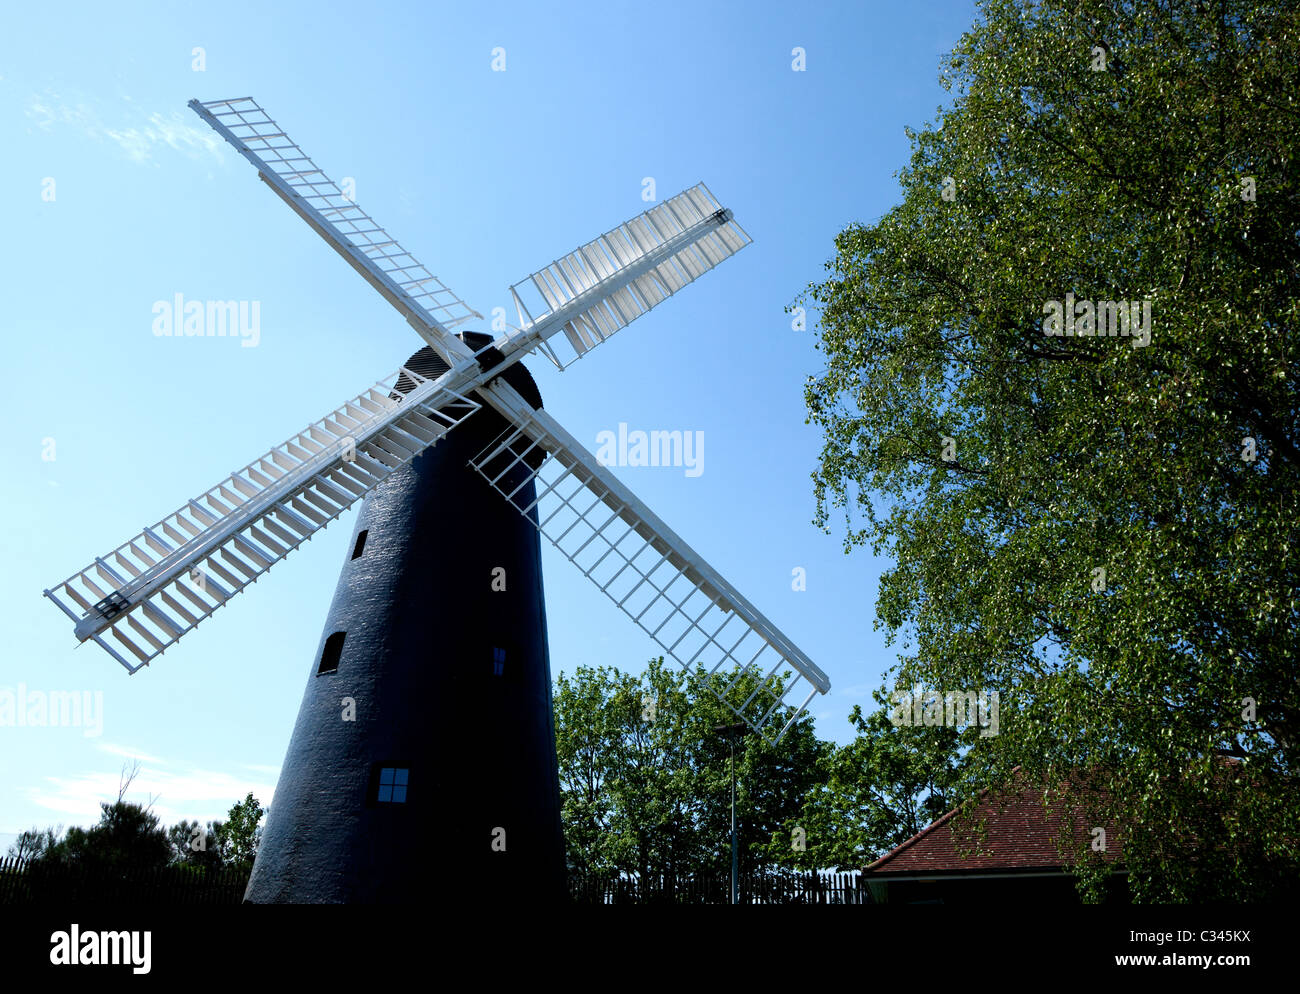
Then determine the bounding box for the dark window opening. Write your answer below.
[317,631,345,675]
[376,766,409,803]
[351,529,368,560]
[492,646,506,677]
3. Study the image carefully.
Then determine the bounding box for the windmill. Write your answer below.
[44,97,831,902]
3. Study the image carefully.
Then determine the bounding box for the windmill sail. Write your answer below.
[189,97,478,366]
[49,94,830,746]
[45,367,480,673]
[501,184,752,370]
[470,381,829,744]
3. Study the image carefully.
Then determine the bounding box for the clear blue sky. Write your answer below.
[0,0,976,848]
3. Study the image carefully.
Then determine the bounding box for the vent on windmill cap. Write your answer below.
[395,347,451,395]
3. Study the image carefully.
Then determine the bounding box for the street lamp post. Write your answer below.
[713,721,748,905]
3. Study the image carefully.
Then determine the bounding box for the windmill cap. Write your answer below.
[400,333,544,413]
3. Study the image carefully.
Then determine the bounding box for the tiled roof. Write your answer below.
[865,767,1123,875]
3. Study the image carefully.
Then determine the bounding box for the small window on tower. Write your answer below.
[492,646,506,677]
[351,529,368,560]
[376,766,409,803]
[317,631,345,675]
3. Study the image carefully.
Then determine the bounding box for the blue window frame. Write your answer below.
[377,766,408,803]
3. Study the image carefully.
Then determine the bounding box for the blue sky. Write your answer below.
[0,0,976,848]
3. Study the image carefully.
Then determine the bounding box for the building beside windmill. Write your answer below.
[863,768,1127,904]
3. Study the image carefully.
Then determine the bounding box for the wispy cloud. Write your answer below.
[24,746,275,827]
[95,742,166,765]
[27,89,223,166]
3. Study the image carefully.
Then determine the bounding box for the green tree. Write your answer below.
[801,0,1299,901]
[685,663,829,879]
[6,825,63,862]
[41,763,169,873]
[47,801,171,873]
[788,689,968,870]
[214,793,264,872]
[167,819,223,871]
[554,658,825,883]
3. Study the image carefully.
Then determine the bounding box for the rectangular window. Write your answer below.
[317,631,345,675]
[351,529,368,560]
[492,647,506,677]
[376,766,409,804]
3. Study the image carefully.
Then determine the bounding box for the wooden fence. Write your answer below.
[1,856,866,905]
[0,856,251,905]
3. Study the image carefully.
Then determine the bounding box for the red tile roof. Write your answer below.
[865,767,1123,875]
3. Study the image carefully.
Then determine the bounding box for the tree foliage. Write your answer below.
[167,820,223,871]
[8,773,264,878]
[790,689,969,870]
[801,0,1299,900]
[554,658,827,878]
[6,825,63,863]
[46,801,172,874]
[214,793,264,872]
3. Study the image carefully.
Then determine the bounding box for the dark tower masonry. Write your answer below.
[245,334,565,903]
